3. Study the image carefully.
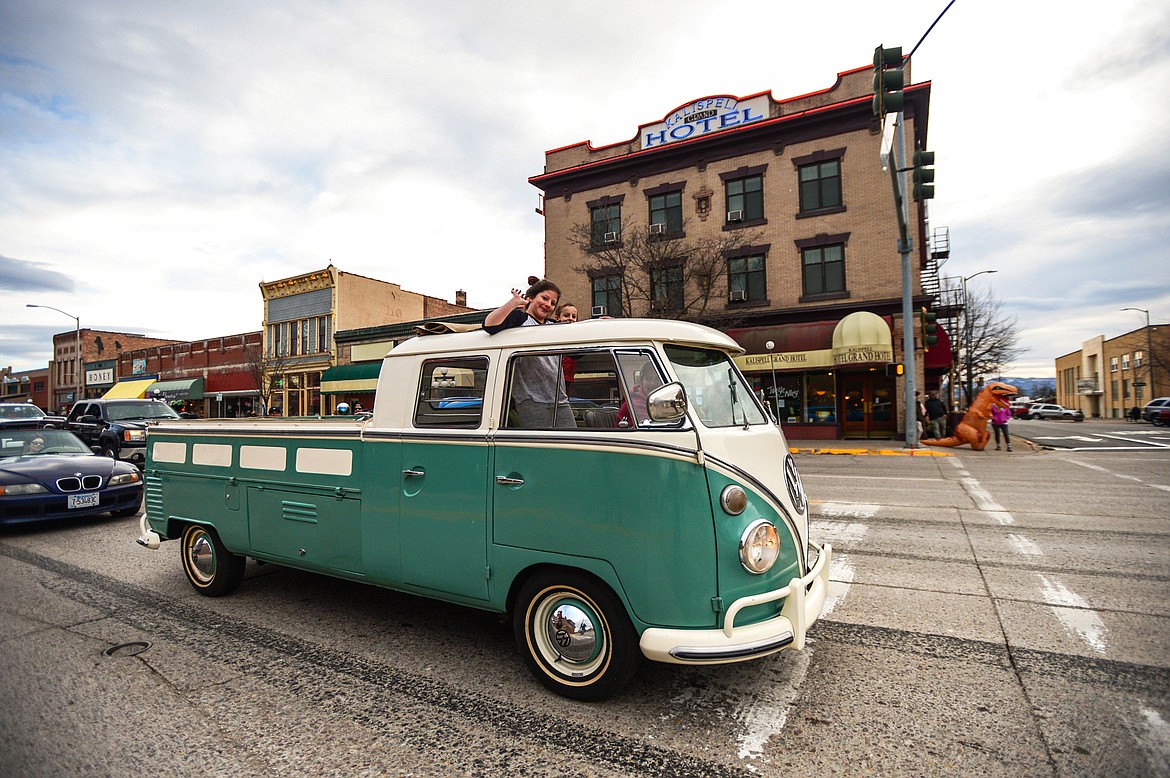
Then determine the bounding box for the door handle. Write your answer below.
[495,475,524,486]
[402,469,425,477]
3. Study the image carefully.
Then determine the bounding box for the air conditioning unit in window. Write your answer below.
[591,306,607,317]
[729,290,746,302]
[648,223,666,235]
[603,232,618,243]
[727,210,744,223]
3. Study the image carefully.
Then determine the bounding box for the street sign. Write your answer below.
[1134,381,1147,387]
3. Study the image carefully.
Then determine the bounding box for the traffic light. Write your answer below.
[920,308,938,350]
[885,362,904,377]
[912,150,935,201]
[872,45,905,118]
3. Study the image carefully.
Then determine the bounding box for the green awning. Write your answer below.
[320,362,381,394]
[149,377,205,400]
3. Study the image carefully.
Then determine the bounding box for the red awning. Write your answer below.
[726,321,837,355]
[925,325,953,369]
[204,372,258,393]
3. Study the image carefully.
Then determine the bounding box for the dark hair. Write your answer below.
[525,278,560,300]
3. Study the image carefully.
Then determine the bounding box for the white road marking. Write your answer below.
[803,474,942,482]
[1069,458,1170,491]
[810,519,870,545]
[1032,435,1105,442]
[821,552,855,618]
[1138,705,1170,773]
[733,649,812,761]
[813,502,880,519]
[1007,533,1042,556]
[1038,575,1108,654]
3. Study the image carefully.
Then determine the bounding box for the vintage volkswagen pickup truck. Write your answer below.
[137,319,830,699]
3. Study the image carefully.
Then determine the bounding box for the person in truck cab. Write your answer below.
[485,278,574,428]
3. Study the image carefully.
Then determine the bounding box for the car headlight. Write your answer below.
[740,519,780,574]
[123,430,146,442]
[109,471,142,485]
[0,483,50,496]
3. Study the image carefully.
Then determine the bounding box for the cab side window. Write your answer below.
[413,357,489,428]
[503,349,627,430]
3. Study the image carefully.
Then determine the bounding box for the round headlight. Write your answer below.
[720,484,747,515]
[739,519,780,574]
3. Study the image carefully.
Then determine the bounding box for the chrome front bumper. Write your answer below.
[639,541,832,664]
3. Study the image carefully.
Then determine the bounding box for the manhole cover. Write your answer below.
[102,641,152,657]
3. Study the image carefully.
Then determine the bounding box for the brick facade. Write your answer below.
[530,65,935,440]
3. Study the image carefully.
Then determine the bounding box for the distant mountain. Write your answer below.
[996,377,1055,398]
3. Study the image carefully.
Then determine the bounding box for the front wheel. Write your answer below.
[513,570,640,701]
[180,524,245,597]
[99,442,119,459]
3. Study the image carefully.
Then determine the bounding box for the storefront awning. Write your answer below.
[730,313,894,372]
[320,362,381,395]
[149,377,205,401]
[102,378,157,399]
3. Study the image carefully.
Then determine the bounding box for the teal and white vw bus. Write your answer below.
[138,318,831,699]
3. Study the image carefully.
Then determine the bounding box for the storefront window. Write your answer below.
[805,373,837,423]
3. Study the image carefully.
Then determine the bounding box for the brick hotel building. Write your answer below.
[530,64,947,440]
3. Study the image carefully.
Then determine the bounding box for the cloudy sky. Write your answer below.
[3,0,1168,377]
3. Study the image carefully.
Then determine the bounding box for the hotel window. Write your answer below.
[1122,354,1131,370]
[591,273,622,317]
[727,251,767,304]
[1135,350,1144,367]
[793,149,846,215]
[796,234,849,298]
[721,165,766,225]
[650,262,685,313]
[649,191,683,235]
[645,182,685,237]
[268,315,332,358]
[1110,357,1119,372]
[590,202,622,247]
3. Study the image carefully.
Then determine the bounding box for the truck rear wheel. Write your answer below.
[513,570,640,701]
[180,524,245,597]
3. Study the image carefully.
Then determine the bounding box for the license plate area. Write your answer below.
[68,493,100,509]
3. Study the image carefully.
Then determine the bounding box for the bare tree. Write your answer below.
[960,285,1022,405]
[242,343,297,414]
[567,219,764,324]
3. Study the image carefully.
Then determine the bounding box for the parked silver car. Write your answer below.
[1024,403,1084,421]
[1141,397,1170,422]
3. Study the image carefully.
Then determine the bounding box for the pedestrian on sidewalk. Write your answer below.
[924,390,948,440]
[991,402,1012,451]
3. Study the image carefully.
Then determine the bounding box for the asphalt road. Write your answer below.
[2,443,1168,776]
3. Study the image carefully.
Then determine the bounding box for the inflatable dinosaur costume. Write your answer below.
[922,381,1018,450]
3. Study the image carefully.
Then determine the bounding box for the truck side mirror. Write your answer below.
[647,382,687,422]
[79,415,98,424]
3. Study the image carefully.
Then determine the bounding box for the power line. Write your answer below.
[907,0,958,61]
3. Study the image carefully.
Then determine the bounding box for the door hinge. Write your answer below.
[710,597,724,613]
[485,566,492,580]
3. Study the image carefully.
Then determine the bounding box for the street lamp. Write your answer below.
[962,270,997,406]
[765,340,779,423]
[1121,307,1155,408]
[27,304,81,408]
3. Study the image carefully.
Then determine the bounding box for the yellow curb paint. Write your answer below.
[789,447,953,457]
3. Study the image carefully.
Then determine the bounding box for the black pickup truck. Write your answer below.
[65,399,181,465]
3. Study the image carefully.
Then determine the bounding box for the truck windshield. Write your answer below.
[106,402,181,421]
[664,345,768,428]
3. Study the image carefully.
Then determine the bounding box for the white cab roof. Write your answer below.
[385,318,744,358]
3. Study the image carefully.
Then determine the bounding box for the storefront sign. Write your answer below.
[832,345,893,365]
[736,349,835,372]
[641,95,769,150]
[86,367,115,385]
